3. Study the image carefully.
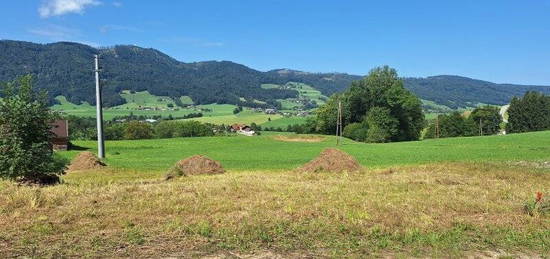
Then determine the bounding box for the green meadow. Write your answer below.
[59,130,550,172]
[2,131,549,257]
[51,92,302,127]
[260,116,311,128]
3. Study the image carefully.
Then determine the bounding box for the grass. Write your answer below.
[187,109,281,125]
[58,130,550,172]
[52,96,241,120]
[260,116,311,129]
[118,90,176,109]
[1,132,550,257]
[0,162,548,257]
[263,82,328,110]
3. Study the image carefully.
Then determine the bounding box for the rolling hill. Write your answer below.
[1,39,549,110]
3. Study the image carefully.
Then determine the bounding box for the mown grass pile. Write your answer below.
[0,162,548,257]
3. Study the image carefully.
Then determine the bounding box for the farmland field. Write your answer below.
[1,131,549,257]
[260,116,311,129]
[58,130,550,171]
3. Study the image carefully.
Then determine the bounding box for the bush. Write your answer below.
[124,121,153,140]
[104,123,126,140]
[154,121,214,139]
[0,75,66,184]
[343,123,368,142]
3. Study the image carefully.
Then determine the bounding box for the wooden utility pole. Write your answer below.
[336,101,343,145]
[479,118,483,136]
[94,55,105,159]
[435,116,440,139]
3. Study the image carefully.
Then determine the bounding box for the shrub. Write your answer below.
[343,122,368,142]
[104,123,126,140]
[0,75,66,184]
[124,121,153,139]
[154,121,214,139]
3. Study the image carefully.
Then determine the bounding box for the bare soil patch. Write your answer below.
[298,148,362,173]
[166,155,225,179]
[272,135,326,143]
[68,151,105,171]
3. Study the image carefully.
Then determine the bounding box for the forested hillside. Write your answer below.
[404,76,550,109]
[1,40,549,108]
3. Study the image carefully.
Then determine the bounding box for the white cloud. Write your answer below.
[39,0,101,18]
[112,1,122,7]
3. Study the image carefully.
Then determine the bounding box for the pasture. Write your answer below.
[1,131,549,257]
[59,130,550,171]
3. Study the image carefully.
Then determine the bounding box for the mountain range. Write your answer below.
[1,40,549,109]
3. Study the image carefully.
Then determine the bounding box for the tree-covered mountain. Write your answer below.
[403,75,550,109]
[1,40,549,109]
[0,40,355,107]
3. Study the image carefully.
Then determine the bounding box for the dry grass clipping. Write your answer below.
[0,163,549,257]
[166,155,225,179]
[299,148,362,173]
[272,135,326,142]
[68,151,105,171]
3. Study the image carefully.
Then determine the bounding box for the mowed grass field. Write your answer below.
[1,131,549,257]
[59,130,550,171]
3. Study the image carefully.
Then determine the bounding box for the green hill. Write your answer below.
[1,40,549,110]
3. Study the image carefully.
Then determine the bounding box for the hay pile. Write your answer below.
[299,148,361,173]
[68,151,105,171]
[166,155,225,179]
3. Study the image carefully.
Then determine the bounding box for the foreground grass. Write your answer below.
[59,131,550,171]
[0,163,548,257]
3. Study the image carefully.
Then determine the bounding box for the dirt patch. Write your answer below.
[166,155,225,179]
[68,151,106,171]
[298,148,362,173]
[273,135,326,143]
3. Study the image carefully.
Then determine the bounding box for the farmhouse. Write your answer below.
[50,119,69,150]
[231,124,255,136]
[265,108,277,114]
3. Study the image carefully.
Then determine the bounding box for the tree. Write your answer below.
[507,92,550,133]
[469,106,502,135]
[365,107,399,143]
[439,112,474,138]
[124,121,153,139]
[314,66,424,142]
[0,75,66,184]
[424,112,476,139]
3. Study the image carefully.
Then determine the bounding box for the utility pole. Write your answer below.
[94,55,105,159]
[479,118,483,136]
[336,101,343,145]
[435,116,440,139]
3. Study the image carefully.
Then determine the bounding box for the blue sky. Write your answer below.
[2,0,550,85]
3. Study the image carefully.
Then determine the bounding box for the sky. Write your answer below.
[1,0,550,85]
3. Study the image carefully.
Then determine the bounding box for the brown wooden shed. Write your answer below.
[50,120,69,150]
